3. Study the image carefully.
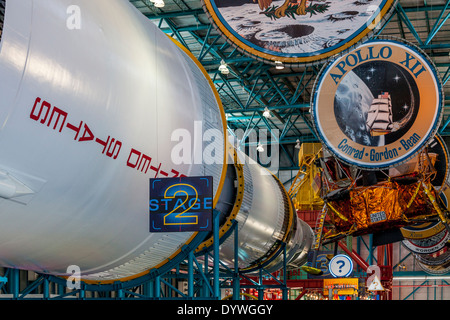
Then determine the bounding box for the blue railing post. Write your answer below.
[188,250,194,298]
[10,269,19,299]
[213,209,220,299]
[233,222,240,300]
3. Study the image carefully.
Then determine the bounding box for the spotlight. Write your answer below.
[219,60,229,75]
[257,143,264,153]
[275,61,284,70]
[263,107,271,118]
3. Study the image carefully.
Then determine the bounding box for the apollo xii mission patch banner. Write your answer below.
[202,0,396,65]
[312,39,443,170]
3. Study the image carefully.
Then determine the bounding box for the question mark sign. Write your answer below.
[330,254,353,277]
[337,260,345,273]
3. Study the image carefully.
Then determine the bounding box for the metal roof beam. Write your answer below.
[402,4,449,12]
[217,75,245,109]
[424,1,450,45]
[238,135,318,146]
[161,17,202,49]
[144,8,204,19]
[159,24,209,33]
[225,104,309,114]
[244,74,264,109]
[238,111,258,146]
[443,66,450,85]
[188,31,222,60]
[396,3,424,45]
[280,111,303,138]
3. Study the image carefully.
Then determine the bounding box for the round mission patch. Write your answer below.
[311,38,444,170]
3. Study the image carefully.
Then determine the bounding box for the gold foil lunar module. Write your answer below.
[326,180,439,237]
[320,146,450,241]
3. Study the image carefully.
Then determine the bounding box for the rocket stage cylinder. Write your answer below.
[0,0,312,283]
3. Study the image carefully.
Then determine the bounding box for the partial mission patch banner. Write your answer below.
[312,38,443,170]
[202,0,396,65]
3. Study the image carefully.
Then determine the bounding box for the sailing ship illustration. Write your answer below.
[366,92,393,136]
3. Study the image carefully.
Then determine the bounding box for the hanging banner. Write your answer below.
[402,228,450,254]
[418,259,450,275]
[417,246,450,275]
[201,0,396,66]
[312,38,443,170]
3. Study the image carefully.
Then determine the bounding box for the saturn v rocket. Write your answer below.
[0,0,313,283]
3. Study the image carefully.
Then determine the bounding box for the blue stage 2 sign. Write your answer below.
[149,176,213,232]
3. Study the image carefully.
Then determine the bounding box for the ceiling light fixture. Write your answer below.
[256,143,264,153]
[154,0,165,7]
[219,60,229,75]
[263,107,271,118]
[275,60,284,70]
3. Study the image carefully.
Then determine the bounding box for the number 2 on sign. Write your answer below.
[366,265,381,287]
[163,183,198,226]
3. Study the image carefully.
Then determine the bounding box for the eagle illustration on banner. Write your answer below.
[255,0,329,19]
[202,0,396,65]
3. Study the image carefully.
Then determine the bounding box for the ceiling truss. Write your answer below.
[130,0,450,170]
